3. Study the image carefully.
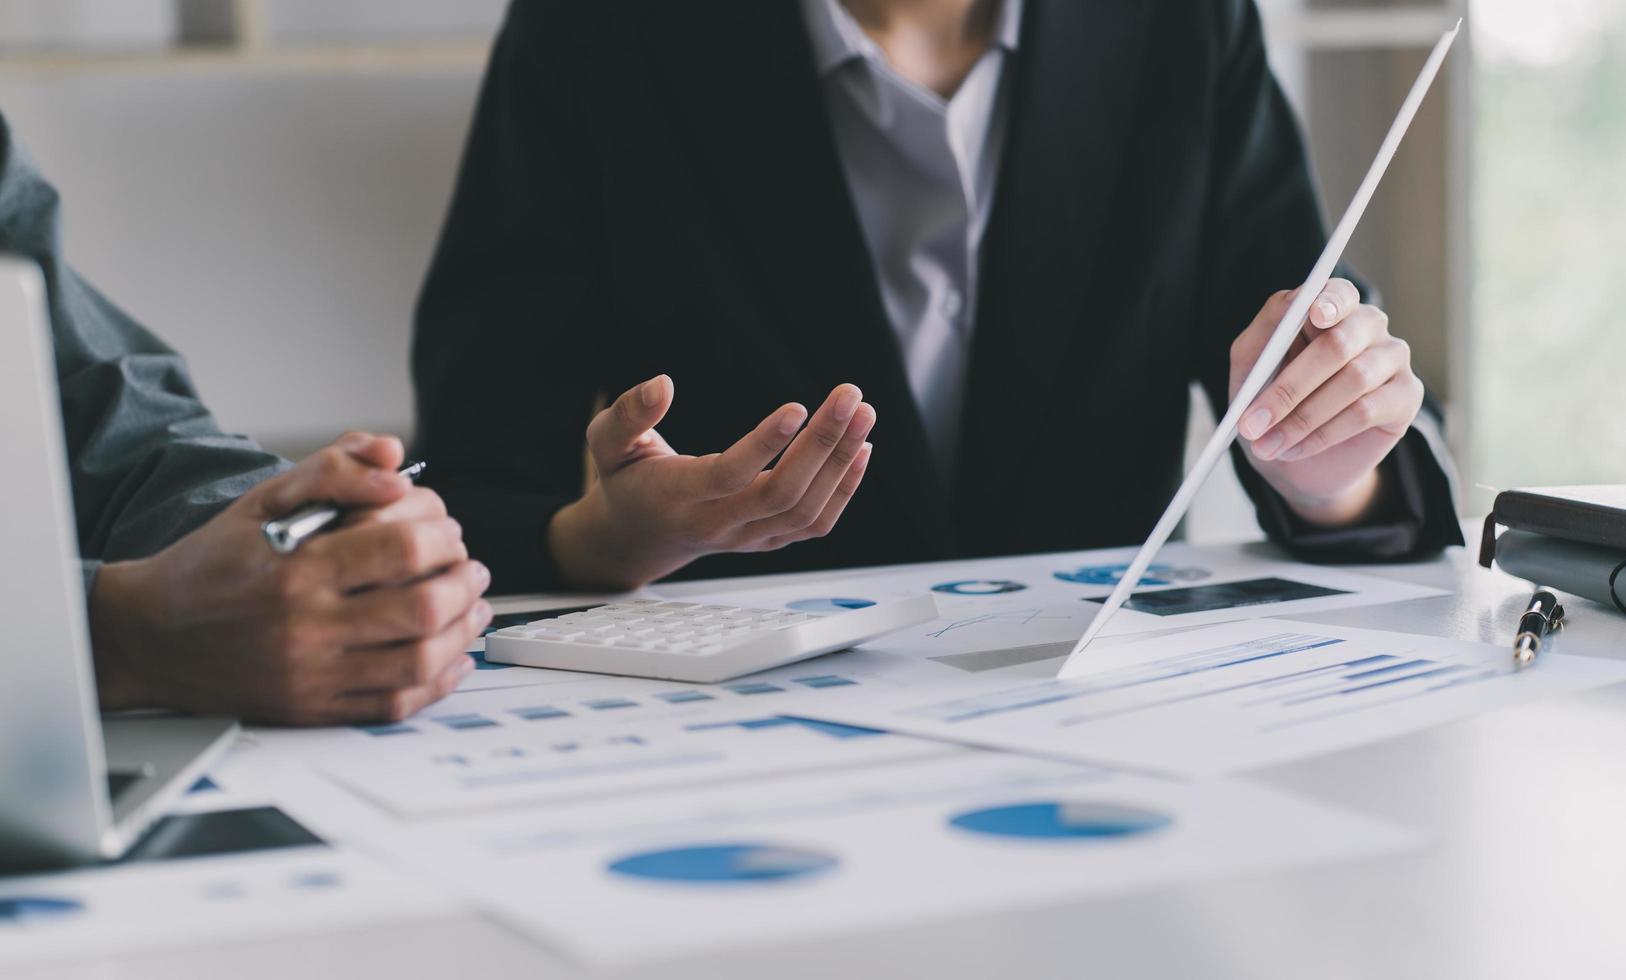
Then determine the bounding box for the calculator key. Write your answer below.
[484,595,938,682]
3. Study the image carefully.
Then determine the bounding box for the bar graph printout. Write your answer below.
[246,660,956,818]
[795,620,1626,776]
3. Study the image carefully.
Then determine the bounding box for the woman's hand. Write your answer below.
[1230,279,1424,526]
[547,376,875,590]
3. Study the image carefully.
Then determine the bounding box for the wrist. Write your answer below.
[547,493,648,592]
[1279,468,1384,529]
[87,560,164,710]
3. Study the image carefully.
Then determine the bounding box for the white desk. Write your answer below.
[20,537,1626,980]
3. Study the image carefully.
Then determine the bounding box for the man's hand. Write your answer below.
[89,433,492,725]
[1230,279,1425,526]
[548,376,876,590]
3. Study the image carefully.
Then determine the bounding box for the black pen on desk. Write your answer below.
[1512,588,1565,668]
[261,460,428,554]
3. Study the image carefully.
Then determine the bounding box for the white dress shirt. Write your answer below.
[800,0,1023,485]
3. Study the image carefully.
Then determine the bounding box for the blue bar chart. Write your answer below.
[810,620,1626,775]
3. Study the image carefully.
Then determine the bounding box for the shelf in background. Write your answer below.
[0,40,490,78]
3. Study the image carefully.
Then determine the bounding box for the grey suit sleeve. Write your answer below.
[0,115,288,588]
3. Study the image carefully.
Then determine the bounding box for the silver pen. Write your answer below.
[261,460,427,554]
[1512,588,1565,668]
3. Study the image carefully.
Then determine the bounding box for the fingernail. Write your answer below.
[339,431,371,451]
[476,599,493,621]
[1255,431,1285,458]
[856,443,873,471]
[1242,408,1271,439]
[778,405,805,436]
[1278,444,1305,462]
[1316,300,1337,322]
[368,467,404,488]
[474,562,491,587]
[640,376,667,407]
[833,386,861,422]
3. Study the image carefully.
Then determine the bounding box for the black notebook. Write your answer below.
[1479,485,1626,567]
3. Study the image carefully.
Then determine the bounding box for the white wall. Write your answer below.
[0,0,173,49]
[0,66,482,457]
[261,0,508,44]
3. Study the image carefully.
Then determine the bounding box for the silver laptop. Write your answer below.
[0,255,237,869]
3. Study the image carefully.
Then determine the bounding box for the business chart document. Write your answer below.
[678,544,1448,673]
[798,620,1626,776]
[370,750,1413,966]
[0,844,453,970]
[247,658,956,819]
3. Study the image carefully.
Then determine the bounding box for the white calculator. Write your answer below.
[483,595,940,683]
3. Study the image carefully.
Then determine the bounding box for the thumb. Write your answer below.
[1229,288,1301,400]
[253,433,411,517]
[334,429,405,471]
[586,375,674,472]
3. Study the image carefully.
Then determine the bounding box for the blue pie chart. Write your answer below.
[932,580,1028,596]
[607,843,838,884]
[0,896,85,924]
[787,597,875,613]
[1053,563,1210,587]
[949,801,1172,840]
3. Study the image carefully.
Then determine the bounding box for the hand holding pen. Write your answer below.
[263,460,428,553]
[91,434,490,725]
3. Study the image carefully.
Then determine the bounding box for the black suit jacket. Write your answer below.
[413,0,1463,593]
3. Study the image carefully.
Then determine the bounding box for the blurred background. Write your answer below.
[0,0,1619,537]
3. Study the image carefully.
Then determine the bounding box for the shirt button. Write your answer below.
[942,289,965,320]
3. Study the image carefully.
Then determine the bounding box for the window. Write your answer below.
[1469,0,1626,501]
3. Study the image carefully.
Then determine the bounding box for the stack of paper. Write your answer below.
[15,544,1626,969]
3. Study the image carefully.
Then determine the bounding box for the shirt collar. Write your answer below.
[801,0,1023,77]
